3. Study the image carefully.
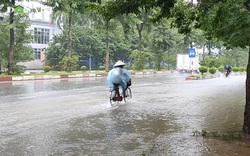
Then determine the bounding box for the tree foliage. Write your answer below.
[151,20,177,70]
[46,35,67,67]
[102,0,176,20]
[130,49,153,70]
[43,0,85,58]
[196,0,250,48]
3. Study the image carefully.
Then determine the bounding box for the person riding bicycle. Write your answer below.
[224,64,232,76]
[107,60,131,97]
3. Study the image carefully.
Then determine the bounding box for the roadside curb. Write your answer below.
[0,71,174,82]
[0,74,107,82]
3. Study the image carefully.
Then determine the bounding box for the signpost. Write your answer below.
[188,48,196,74]
[188,48,196,58]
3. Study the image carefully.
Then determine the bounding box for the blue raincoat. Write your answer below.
[107,67,131,91]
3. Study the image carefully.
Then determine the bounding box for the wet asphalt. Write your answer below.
[0,73,249,156]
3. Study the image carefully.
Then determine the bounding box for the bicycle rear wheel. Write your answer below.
[110,89,118,106]
[124,87,132,103]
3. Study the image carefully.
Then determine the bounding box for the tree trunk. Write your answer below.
[105,20,109,72]
[7,0,15,75]
[243,39,250,134]
[136,24,143,70]
[68,12,72,58]
[208,40,211,55]
[202,44,205,63]
[167,50,170,70]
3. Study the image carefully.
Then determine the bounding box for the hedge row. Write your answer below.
[198,66,246,75]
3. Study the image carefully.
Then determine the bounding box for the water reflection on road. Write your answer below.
[0,72,188,97]
[0,73,249,156]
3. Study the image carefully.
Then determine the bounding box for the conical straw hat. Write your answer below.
[114,60,126,67]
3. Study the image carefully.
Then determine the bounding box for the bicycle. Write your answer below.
[109,84,132,106]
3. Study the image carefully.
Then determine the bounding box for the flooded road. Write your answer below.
[0,73,249,156]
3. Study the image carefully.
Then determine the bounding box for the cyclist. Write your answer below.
[224,64,232,77]
[107,60,131,97]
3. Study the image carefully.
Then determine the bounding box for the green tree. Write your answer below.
[219,48,248,67]
[106,0,176,20]
[200,57,221,68]
[46,22,130,69]
[108,23,132,64]
[83,0,118,71]
[45,34,67,66]
[43,0,83,58]
[130,49,152,70]
[1,0,17,74]
[0,1,33,74]
[100,0,176,70]
[7,0,15,74]
[73,25,105,68]
[133,10,154,70]
[151,19,181,70]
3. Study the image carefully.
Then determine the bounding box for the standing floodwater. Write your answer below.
[0,73,249,155]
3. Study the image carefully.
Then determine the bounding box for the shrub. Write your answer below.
[43,66,51,72]
[209,67,217,74]
[99,66,105,70]
[59,56,79,72]
[81,66,87,71]
[232,67,239,72]
[239,66,246,72]
[218,66,224,72]
[9,65,26,75]
[199,66,208,75]
[51,66,61,71]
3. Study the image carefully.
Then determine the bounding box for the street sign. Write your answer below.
[188,48,196,58]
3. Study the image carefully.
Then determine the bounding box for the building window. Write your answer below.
[34,48,41,59]
[34,28,50,44]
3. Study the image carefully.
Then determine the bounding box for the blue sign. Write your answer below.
[188,48,196,58]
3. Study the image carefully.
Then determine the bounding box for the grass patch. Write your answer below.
[189,74,201,79]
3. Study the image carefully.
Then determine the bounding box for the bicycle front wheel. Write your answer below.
[124,87,132,103]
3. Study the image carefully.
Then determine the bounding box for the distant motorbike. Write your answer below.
[225,69,231,77]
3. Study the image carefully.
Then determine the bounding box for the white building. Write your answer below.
[2,0,62,69]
